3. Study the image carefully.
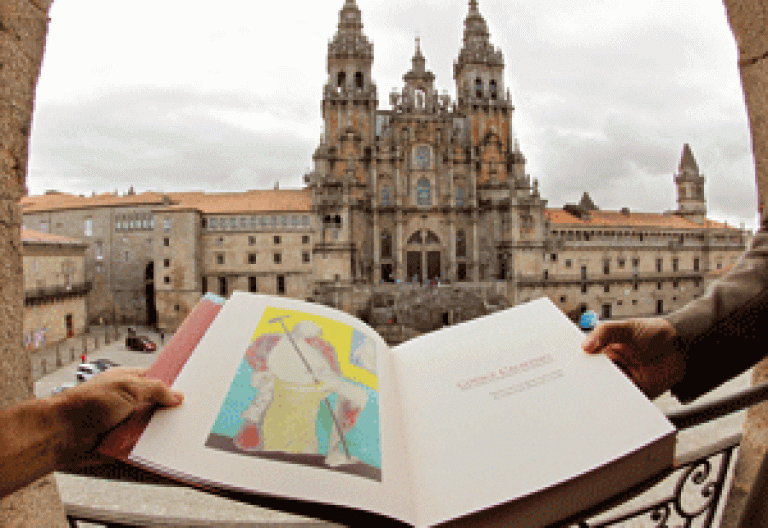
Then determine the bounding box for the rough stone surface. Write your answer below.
[719,0,768,526]
[0,0,68,525]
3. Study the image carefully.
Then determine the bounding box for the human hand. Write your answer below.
[50,367,183,468]
[582,318,685,399]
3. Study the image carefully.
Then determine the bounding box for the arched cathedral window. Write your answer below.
[425,231,440,244]
[456,186,465,206]
[490,80,498,100]
[380,186,391,206]
[475,78,483,98]
[408,231,423,245]
[456,230,467,258]
[337,72,346,89]
[381,231,392,258]
[416,178,432,206]
[355,72,364,89]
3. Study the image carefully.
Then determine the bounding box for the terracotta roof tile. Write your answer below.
[21,228,86,246]
[21,189,311,214]
[545,209,736,230]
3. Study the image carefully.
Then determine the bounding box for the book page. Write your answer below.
[130,292,416,524]
[392,298,675,528]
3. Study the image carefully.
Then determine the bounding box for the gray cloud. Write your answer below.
[27,0,757,229]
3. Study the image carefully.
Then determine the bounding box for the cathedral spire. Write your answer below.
[328,0,373,63]
[679,143,699,174]
[454,0,503,80]
[404,35,435,90]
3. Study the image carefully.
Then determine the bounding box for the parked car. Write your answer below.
[76,358,120,383]
[125,335,157,352]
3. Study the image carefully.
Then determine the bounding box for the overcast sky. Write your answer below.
[28,0,758,229]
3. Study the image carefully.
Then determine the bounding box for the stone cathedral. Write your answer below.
[21,0,748,332]
[308,0,547,290]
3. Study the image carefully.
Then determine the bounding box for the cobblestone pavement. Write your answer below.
[34,329,752,526]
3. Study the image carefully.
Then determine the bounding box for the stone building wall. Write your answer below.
[1,0,70,524]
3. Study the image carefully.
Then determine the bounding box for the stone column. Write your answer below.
[719,0,768,526]
[1,0,69,526]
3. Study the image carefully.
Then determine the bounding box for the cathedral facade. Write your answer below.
[21,0,749,332]
[309,0,546,291]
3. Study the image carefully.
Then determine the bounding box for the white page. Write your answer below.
[392,298,675,528]
[131,292,416,524]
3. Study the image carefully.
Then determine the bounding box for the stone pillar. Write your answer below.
[1,0,69,526]
[719,0,768,526]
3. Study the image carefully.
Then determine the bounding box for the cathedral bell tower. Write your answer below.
[453,0,514,189]
[674,144,707,223]
[308,0,378,302]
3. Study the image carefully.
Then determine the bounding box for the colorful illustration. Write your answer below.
[206,307,381,481]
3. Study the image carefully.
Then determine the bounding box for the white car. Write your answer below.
[76,363,100,383]
[75,359,120,383]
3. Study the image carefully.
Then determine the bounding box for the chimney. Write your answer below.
[621,207,630,216]
[275,181,280,190]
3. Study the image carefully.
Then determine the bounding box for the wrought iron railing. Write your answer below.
[64,381,768,528]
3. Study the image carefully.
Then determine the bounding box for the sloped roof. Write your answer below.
[22,189,312,214]
[546,209,734,230]
[21,228,86,246]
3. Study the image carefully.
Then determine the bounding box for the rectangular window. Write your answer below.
[672,258,679,272]
[164,219,172,232]
[603,259,610,275]
[240,217,248,229]
[248,253,257,264]
[249,236,256,246]
[84,218,93,237]
[581,266,587,280]
[303,251,310,263]
[277,275,286,295]
[302,235,310,244]
[565,259,572,268]
[164,237,170,247]
[274,253,282,264]
[216,253,225,265]
[163,276,170,284]
[274,235,281,245]
[219,277,227,297]
[694,258,700,271]
[95,241,104,260]
[40,220,50,233]
[550,254,557,262]
[230,218,237,230]
[164,258,170,268]
[618,259,625,269]
[604,283,610,293]
[249,276,258,293]
[210,218,218,230]
[656,258,663,273]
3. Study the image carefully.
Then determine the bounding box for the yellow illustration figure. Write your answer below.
[235,319,368,467]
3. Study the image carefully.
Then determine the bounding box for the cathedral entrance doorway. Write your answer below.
[406,230,442,283]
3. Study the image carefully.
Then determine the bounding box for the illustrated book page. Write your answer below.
[391,298,676,528]
[128,292,416,524]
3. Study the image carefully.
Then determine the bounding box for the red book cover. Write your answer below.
[99,295,225,459]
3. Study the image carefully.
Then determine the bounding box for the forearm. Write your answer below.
[0,397,67,497]
[667,226,768,402]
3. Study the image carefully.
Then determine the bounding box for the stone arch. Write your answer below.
[3,1,768,526]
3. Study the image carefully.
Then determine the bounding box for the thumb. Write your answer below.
[582,321,628,354]
[142,378,184,407]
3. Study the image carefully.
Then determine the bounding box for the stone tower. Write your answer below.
[674,143,707,223]
[309,0,378,301]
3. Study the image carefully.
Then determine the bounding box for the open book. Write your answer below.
[101,292,675,527]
